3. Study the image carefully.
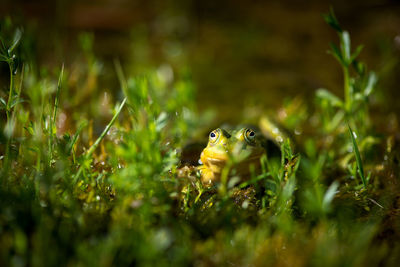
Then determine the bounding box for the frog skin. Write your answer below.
[198,127,266,185]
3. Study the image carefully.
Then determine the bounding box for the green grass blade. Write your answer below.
[114,59,128,95]
[73,97,127,183]
[86,97,127,157]
[48,64,64,165]
[347,123,367,188]
[52,64,64,129]
[68,120,88,161]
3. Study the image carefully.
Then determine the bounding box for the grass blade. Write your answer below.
[86,97,127,157]
[347,123,367,188]
[73,97,127,183]
[52,64,64,128]
[49,64,64,165]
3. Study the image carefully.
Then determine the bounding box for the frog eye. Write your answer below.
[244,128,256,143]
[209,129,220,144]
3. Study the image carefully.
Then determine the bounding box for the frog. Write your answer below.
[198,127,266,185]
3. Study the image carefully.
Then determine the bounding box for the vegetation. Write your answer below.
[1,10,399,266]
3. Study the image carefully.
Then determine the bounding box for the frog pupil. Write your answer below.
[249,131,255,137]
[210,132,216,138]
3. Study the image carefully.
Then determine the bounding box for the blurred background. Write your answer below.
[1,0,400,123]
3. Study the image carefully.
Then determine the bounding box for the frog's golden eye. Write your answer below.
[244,128,256,143]
[209,129,220,144]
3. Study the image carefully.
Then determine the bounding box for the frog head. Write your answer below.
[199,127,265,184]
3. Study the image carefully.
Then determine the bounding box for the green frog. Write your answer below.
[198,127,266,185]
[196,116,292,185]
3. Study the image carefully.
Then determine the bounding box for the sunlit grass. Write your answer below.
[0,11,399,266]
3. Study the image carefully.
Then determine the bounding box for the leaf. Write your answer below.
[9,96,25,109]
[24,125,34,135]
[322,8,342,33]
[350,45,364,63]
[322,181,339,210]
[347,123,367,188]
[67,120,88,153]
[0,35,8,59]
[340,31,351,64]
[239,173,270,189]
[155,111,168,132]
[0,97,6,109]
[364,72,377,97]
[52,64,64,123]
[277,175,296,213]
[353,60,365,76]
[328,42,344,65]
[353,92,364,102]
[0,54,8,62]
[359,135,381,151]
[8,28,22,54]
[328,110,345,132]
[316,89,343,108]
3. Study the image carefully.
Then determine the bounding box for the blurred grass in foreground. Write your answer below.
[1,12,400,267]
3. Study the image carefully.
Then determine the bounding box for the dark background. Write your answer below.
[1,0,400,122]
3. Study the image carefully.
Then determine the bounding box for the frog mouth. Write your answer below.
[205,156,228,165]
[202,154,264,177]
[203,152,264,165]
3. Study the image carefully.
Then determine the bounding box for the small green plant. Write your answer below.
[311,9,380,193]
[254,139,300,213]
[0,23,22,170]
[317,8,377,134]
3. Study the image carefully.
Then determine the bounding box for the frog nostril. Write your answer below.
[222,143,228,150]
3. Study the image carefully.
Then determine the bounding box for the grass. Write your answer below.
[347,123,367,188]
[1,11,400,267]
